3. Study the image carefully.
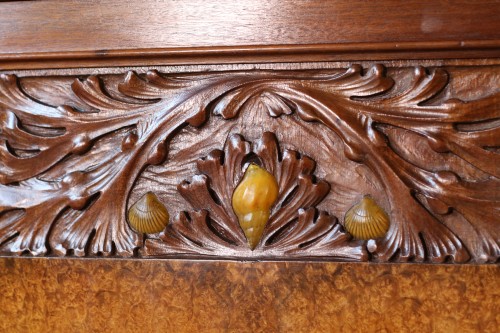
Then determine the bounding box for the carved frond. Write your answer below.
[0,71,230,256]
[177,174,247,245]
[317,64,394,97]
[266,208,367,261]
[0,75,146,184]
[0,129,142,256]
[71,75,152,111]
[0,180,68,255]
[212,86,257,119]
[276,66,499,263]
[147,132,364,259]
[117,70,193,99]
[384,66,449,106]
[143,211,240,256]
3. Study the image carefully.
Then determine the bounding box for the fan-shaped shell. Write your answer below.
[344,196,390,240]
[232,164,278,249]
[128,192,169,234]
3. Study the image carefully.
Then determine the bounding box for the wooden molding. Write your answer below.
[2,40,500,70]
[1,0,500,69]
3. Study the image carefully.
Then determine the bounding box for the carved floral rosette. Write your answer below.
[0,65,498,263]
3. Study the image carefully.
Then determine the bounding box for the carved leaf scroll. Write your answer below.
[0,71,237,256]
[0,65,498,263]
[203,66,499,263]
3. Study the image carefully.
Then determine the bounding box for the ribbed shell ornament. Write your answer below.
[232,164,279,249]
[344,196,390,240]
[128,192,170,234]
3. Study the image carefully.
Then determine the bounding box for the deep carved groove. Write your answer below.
[265,218,298,246]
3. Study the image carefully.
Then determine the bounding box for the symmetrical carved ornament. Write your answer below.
[0,65,498,263]
[144,132,363,260]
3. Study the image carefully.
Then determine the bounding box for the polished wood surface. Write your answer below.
[1,0,500,69]
[1,64,498,263]
[1,258,499,332]
[2,0,500,52]
[1,1,499,332]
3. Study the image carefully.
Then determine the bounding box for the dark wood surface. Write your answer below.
[2,0,500,52]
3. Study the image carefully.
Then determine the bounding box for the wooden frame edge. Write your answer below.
[2,40,500,70]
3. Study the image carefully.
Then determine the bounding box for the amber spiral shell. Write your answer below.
[232,164,279,249]
[128,192,169,234]
[344,196,390,240]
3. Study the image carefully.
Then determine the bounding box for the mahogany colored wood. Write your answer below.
[3,0,500,51]
[1,0,500,69]
[3,42,500,71]
[1,258,499,332]
[1,1,499,332]
[1,64,498,263]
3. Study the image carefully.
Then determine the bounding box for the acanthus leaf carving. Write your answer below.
[0,71,237,256]
[0,65,498,263]
[211,66,497,263]
[145,132,365,260]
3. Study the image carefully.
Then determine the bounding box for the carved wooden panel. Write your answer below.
[1,64,499,263]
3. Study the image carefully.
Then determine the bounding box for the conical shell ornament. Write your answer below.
[232,164,279,249]
[128,192,170,234]
[344,196,390,240]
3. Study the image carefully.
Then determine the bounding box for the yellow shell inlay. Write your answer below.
[128,192,169,234]
[344,196,390,240]
[232,164,279,250]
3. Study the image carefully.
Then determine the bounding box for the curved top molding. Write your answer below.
[1,0,500,69]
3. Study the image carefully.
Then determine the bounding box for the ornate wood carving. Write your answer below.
[145,132,364,260]
[0,65,498,263]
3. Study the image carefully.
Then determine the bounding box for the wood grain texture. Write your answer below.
[3,0,500,51]
[1,0,500,69]
[1,257,499,333]
[1,2,499,331]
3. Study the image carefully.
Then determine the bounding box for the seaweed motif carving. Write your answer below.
[144,132,365,260]
[0,65,498,262]
[0,71,213,256]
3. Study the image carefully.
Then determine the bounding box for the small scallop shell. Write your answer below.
[128,192,169,234]
[344,196,390,240]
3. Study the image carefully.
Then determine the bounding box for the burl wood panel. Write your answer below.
[1,258,498,332]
